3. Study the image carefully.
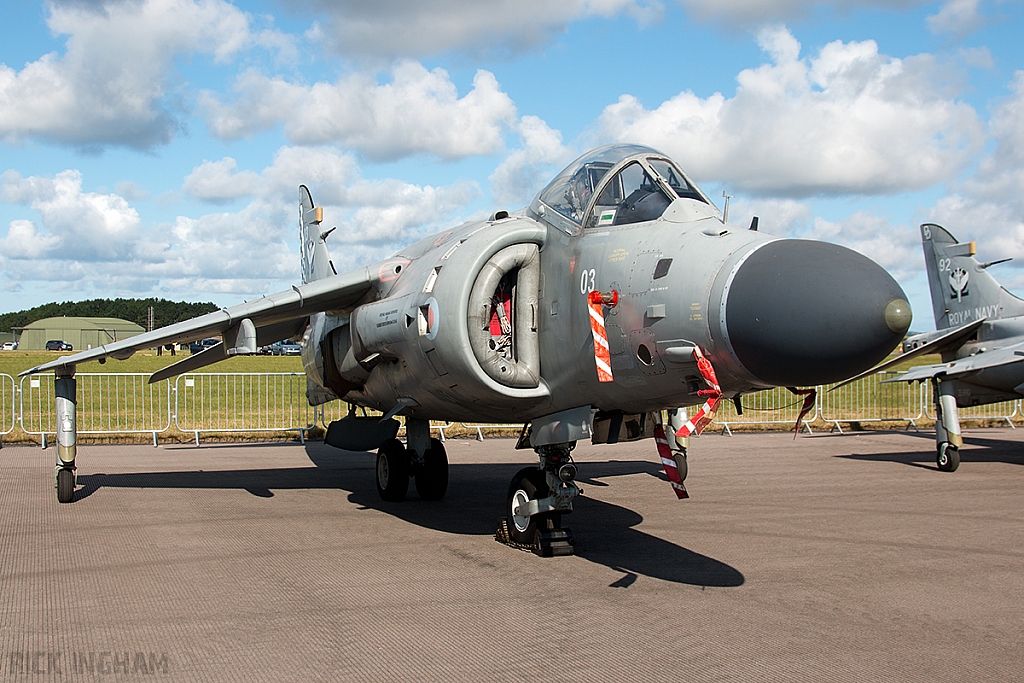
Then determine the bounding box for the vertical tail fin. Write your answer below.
[921,223,1024,328]
[300,185,337,283]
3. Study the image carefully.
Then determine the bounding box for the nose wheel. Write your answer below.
[506,467,561,545]
[937,442,960,472]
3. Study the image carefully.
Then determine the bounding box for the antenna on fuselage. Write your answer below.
[722,191,733,224]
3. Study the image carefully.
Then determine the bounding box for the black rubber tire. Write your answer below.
[376,439,410,501]
[937,443,960,472]
[506,467,560,545]
[56,468,75,504]
[414,438,448,501]
[675,450,688,481]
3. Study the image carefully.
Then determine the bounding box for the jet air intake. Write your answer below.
[722,239,911,387]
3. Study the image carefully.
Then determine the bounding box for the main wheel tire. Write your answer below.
[56,468,75,504]
[505,467,560,545]
[937,442,960,472]
[414,438,449,501]
[376,439,410,501]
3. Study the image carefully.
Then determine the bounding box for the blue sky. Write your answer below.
[1,0,1022,331]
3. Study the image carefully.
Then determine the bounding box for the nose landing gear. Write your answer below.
[502,444,579,557]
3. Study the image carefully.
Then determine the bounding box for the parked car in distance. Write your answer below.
[263,340,302,356]
[45,340,73,351]
[189,338,221,354]
[1,341,17,350]
[278,342,301,356]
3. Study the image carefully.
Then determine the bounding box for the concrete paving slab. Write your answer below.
[1,428,1023,681]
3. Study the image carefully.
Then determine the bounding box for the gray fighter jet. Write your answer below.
[836,223,1024,473]
[23,145,910,553]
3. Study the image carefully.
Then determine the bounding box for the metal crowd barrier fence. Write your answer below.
[712,385,817,435]
[20,373,173,447]
[818,371,926,433]
[174,372,312,445]
[7,370,1024,447]
[0,374,15,445]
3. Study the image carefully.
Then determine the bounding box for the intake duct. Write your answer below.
[467,243,541,388]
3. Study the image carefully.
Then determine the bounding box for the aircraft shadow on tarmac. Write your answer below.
[837,430,1024,469]
[74,443,743,588]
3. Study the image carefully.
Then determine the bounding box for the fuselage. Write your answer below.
[302,146,909,424]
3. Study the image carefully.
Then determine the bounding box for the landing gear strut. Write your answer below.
[933,377,962,472]
[55,369,77,503]
[374,418,449,501]
[504,443,579,557]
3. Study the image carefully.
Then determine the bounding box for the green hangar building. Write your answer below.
[16,317,145,351]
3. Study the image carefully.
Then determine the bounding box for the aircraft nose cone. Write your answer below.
[724,240,910,386]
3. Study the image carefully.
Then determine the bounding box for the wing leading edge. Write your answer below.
[881,345,1024,383]
[19,262,383,380]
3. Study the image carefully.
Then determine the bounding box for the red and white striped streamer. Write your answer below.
[787,386,817,439]
[675,345,722,438]
[654,424,688,499]
[588,291,614,383]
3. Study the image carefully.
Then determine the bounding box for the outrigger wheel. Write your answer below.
[56,468,75,504]
[937,442,960,472]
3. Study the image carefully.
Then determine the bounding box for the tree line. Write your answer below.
[0,298,219,333]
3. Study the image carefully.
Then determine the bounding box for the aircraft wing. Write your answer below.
[19,263,381,378]
[829,318,986,390]
[881,345,1024,383]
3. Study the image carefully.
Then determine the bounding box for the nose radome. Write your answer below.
[723,239,910,387]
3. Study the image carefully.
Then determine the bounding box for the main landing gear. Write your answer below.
[932,377,962,472]
[374,418,449,501]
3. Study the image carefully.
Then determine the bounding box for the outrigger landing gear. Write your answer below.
[374,418,449,501]
[932,377,962,472]
[505,443,579,556]
[54,369,77,503]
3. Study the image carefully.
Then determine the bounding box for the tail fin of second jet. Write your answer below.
[299,185,337,284]
[921,223,1024,329]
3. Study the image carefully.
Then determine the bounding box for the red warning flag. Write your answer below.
[588,290,615,383]
[675,345,722,438]
[787,387,817,439]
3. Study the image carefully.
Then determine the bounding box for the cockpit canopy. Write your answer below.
[531,144,712,233]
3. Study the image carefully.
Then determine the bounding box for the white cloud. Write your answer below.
[182,158,262,203]
[0,0,291,149]
[0,169,140,260]
[595,26,984,197]
[279,0,661,57]
[918,71,1024,276]
[677,0,921,26]
[202,63,517,161]
[927,0,987,37]
[489,116,573,208]
[2,149,482,299]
